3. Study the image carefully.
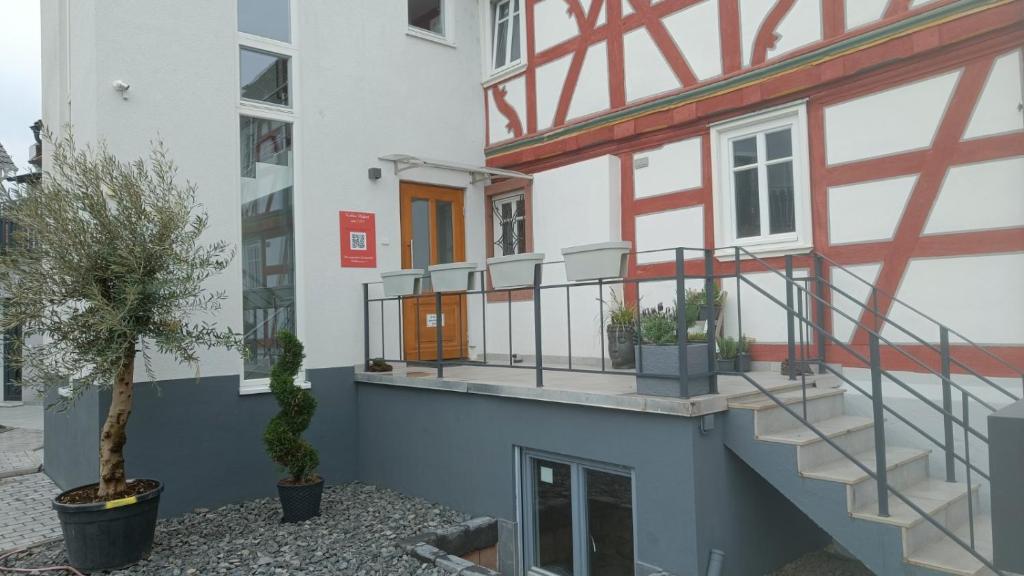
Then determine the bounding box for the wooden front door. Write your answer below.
[400,182,469,361]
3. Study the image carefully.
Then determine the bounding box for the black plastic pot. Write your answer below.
[606,325,636,369]
[52,480,163,572]
[278,478,324,523]
[737,353,752,372]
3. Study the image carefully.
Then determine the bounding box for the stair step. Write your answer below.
[728,386,844,410]
[757,415,874,445]
[801,445,929,484]
[851,478,977,528]
[906,514,994,576]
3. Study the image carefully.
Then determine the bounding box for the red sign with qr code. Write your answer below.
[339,211,377,268]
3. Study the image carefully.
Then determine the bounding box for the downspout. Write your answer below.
[707,549,725,576]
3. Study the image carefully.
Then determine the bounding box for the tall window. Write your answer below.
[239,117,296,381]
[712,102,812,254]
[408,0,445,36]
[492,191,527,256]
[491,0,522,72]
[238,0,298,387]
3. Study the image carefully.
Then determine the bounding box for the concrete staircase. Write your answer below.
[722,376,996,576]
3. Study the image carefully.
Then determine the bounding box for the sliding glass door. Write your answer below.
[523,453,635,576]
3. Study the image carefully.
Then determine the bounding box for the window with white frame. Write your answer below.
[490,0,523,73]
[492,191,527,256]
[408,0,446,37]
[237,0,301,391]
[711,102,812,255]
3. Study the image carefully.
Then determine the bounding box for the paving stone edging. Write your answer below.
[399,516,500,575]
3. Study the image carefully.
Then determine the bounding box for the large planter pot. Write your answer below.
[380,269,424,297]
[487,252,545,289]
[635,343,710,397]
[737,353,752,373]
[428,262,478,292]
[561,241,631,282]
[52,479,163,572]
[278,478,325,523]
[716,358,737,372]
[607,325,636,369]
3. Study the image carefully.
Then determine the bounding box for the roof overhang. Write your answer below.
[379,154,532,185]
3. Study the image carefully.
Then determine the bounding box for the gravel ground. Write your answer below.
[0,483,468,575]
[768,545,874,576]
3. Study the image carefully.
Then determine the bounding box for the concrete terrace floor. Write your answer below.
[357,361,835,417]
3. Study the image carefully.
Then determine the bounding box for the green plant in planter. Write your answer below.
[263,332,319,484]
[717,336,739,359]
[607,291,637,328]
[639,302,703,345]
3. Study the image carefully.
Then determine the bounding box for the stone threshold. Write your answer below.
[356,371,728,418]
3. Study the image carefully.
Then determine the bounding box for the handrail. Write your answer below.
[818,251,1024,380]
[823,276,1018,405]
[735,372,1004,576]
[733,268,988,444]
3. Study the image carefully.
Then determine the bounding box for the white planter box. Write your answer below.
[380,269,424,297]
[561,241,632,281]
[486,252,545,289]
[428,262,479,292]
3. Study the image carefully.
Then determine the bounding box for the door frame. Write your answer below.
[398,181,469,361]
[519,449,638,576]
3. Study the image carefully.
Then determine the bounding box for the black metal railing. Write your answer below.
[363,244,1019,574]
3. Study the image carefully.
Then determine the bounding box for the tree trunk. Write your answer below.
[97,344,136,499]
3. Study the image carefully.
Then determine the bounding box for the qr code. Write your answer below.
[350,232,367,251]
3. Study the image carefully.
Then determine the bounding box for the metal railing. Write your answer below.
[362,244,1017,574]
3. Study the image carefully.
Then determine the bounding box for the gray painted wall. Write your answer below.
[355,383,827,576]
[44,367,357,517]
[989,399,1024,574]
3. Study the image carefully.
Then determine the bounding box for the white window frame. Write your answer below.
[236,0,308,395]
[407,0,456,47]
[710,101,813,258]
[492,190,527,257]
[480,0,527,84]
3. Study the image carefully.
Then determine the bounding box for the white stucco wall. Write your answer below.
[42,0,488,384]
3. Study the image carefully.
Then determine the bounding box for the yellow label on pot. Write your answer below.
[104,495,138,509]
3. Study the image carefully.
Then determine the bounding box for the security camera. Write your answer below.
[112,80,131,99]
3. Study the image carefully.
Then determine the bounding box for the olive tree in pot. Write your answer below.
[263,331,322,523]
[0,132,242,572]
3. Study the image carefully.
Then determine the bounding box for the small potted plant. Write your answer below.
[716,336,738,372]
[264,331,323,523]
[561,241,631,281]
[737,335,753,372]
[635,302,710,397]
[606,291,636,369]
[367,357,393,373]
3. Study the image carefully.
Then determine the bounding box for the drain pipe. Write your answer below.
[706,549,725,576]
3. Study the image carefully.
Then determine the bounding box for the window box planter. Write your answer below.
[428,262,479,292]
[716,358,737,372]
[486,252,545,289]
[635,344,710,397]
[561,241,631,282]
[381,269,424,297]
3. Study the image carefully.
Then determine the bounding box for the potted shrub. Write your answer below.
[486,252,545,289]
[605,291,636,369]
[428,262,479,292]
[380,269,424,297]
[263,331,323,523]
[686,285,725,323]
[716,336,738,372]
[0,133,243,572]
[635,303,710,397]
[737,335,753,372]
[561,241,631,281]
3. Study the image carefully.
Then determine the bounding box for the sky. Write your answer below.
[0,0,42,173]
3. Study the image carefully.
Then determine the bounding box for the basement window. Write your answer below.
[711,102,813,256]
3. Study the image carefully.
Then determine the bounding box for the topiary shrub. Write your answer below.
[263,331,319,484]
